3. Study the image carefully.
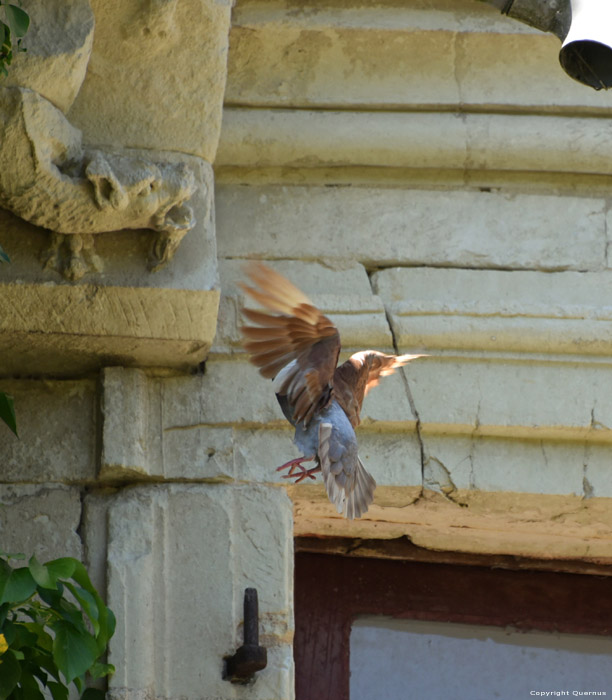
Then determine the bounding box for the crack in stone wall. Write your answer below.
[368,267,427,496]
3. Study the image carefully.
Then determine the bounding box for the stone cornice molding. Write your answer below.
[217,108,612,177]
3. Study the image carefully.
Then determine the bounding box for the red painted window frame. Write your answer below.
[294,552,612,700]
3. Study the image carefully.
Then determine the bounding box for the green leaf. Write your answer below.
[46,558,77,582]
[28,556,58,590]
[14,669,44,699]
[69,562,98,596]
[2,567,36,604]
[0,392,17,436]
[0,559,12,602]
[89,660,114,679]
[1,620,15,645]
[63,582,99,635]
[95,605,115,655]
[4,5,29,38]
[0,649,21,700]
[31,650,59,679]
[56,600,85,629]
[37,585,63,608]
[70,562,115,651]
[51,621,98,683]
[29,556,77,592]
[47,682,69,700]
[0,244,9,263]
[0,553,25,561]
[80,689,106,700]
[12,623,38,650]
[0,603,9,630]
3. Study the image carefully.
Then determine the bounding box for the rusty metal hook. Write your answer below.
[223,588,268,684]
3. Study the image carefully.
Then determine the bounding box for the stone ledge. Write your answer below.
[216,109,612,177]
[374,267,612,355]
[290,486,612,563]
[226,5,612,113]
[0,283,219,375]
[98,364,612,499]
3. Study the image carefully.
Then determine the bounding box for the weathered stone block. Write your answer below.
[411,358,612,442]
[226,2,612,112]
[97,365,422,492]
[0,150,217,287]
[100,368,149,479]
[0,282,220,376]
[217,109,612,178]
[92,483,293,700]
[0,378,96,482]
[232,428,423,488]
[216,185,606,270]
[422,435,586,496]
[0,485,82,561]
[69,0,232,161]
[373,267,612,355]
[3,0,94,112]
[291,485,612,563]
[0,149,219,376]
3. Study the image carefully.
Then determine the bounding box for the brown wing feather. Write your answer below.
[240,262,341,425]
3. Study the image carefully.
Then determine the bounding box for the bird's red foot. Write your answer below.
[276,456,321,484]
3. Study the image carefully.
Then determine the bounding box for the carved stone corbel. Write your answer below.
[0,86,199,280]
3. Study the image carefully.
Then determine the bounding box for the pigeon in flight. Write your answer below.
[240,262,423,519]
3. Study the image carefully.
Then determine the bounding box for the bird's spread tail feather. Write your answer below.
[319,423,376,520]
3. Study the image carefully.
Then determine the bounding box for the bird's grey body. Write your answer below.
[279,394,356,462]
[277,393,375,519]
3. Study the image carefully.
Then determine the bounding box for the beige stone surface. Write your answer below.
[373,267,612,355]
[0,282,220,375]
[69,0,232,161]
[93,483,293,700]
[3,0,94,113]
[291,486,612,563]
[0,485,82,561]
[0,378,96,482]
[231,0,528,36]
[217,108,612,176]
[216,184,606,270]
[422,435,586,496]
[100,368,149,479]
[409,357,612,443]
[226,3,612,112]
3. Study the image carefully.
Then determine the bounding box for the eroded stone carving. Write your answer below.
[0,86,198,280]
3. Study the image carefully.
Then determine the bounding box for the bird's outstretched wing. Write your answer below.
[241,262,341,426]
[334,350,423,427]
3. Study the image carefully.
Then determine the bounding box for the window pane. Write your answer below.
[351,617,612,700]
